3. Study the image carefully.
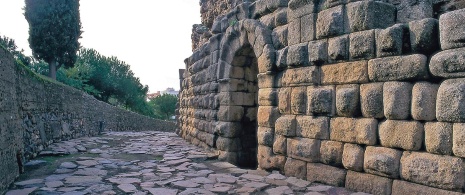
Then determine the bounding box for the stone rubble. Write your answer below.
[7,131,368,194]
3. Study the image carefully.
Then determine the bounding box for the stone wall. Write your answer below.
[0,48,175,194]
[178,0,465,194]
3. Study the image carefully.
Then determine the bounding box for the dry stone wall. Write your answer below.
[178,0,465,194]
[0,48,175,194]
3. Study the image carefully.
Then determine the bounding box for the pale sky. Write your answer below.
[0,0,201,93]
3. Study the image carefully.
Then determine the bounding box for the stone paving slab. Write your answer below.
[6,131,370,195]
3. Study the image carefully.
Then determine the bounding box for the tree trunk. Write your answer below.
[49,59,57,80]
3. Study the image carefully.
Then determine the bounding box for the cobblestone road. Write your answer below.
[6,131,370,195]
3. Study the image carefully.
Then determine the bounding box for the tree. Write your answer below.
[149,94,178,120]
[0,35,32,67]
[24,0,82,80]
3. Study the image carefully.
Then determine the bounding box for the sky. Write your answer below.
[0,0,201,93]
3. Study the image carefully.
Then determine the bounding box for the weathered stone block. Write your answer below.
[307,86,335,116]
[215,122,242,138]
[346,1,396,32]
[275,115,297,137]
[296,116,329,139]
[287,43,309,67]
[328,35,349,63]
[258,127,275,147]
[439,8,465,50]
[257,73,276,88]
[376,24,408,57]
[379,120,424,151]
[258,88,278,106]
[409,18,439,55]
[258,145,286,170]
[282,66,320,86]
[383,81,413,120]
[257,106,280,128]
[287,138,320,162]
[218,150,238,165]
[275,8,288,26]
[392,180,463,195]
[216,137,240,152]
[330,117,377,145]
[345,171,392,195]
[291,87,307,115]
[319,140,343,166]
[218,106,244,122]
[453,123,465,158]
[400,151,465,191]
[360,82,384,118]
[342,143,364,172]
[364,146,402,179]
[288,19,301,45]
[368,54,429,82]
[258,44,276,73]
[272,25,288,50]
[278,87,291,114]
[308,39,328,66]
[276,47,288,69]
[411,82,438,121]
[396,0,433,23]
[336,84,360,117]
[301,13,316,42]
[349,30,375,60]
[424,122,453,155]
[273,135,287,155]
[430,48,465,78]
[321,61,368,85]
[316,5,347,39]
[436,78,465,122]
[307,163,346,187]
[284,157,307,179]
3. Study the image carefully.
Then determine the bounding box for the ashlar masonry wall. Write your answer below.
[178,0,465,194]
[0,48,175,194]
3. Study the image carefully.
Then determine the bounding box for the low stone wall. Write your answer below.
[178,0,465,194]
[0,48,175,194]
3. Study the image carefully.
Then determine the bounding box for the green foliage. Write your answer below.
[149,94,178,120]
[24,0,82,79]
[0,35,32,67]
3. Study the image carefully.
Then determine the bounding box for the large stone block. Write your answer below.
[453,123,465,158]
[287,138,320,162]
[392,180,463,195]
[400,151,465,191]
[328,35,349,63]
[316,5,348,39]
[307,86,335,116]
[345,171,392,195]
[342,143,364,172]
[319,140,344,166]
[307,163,346,187]
[258,44,276,73]
[291,86,307,115]
[276,47,288,69]
[346,1,396,32]
[301,13,317,42]
[284,157,307,179]
[436,78,465,122]
[379,120,424,151]
[257,106,280,128]
[258,73,277,88]
[383,81,413,120]
[258,145,286,171]
[288,19,301,45]
[336,84,360,117]
[330,117,377,145]
[368,54,429,82]
[258,127,275,147]
[218,106,244,122]
[360,82,384,118]
[258,88,278,106]
[439,8,465,50]
[396,0,433,23]
[364,146,402,179]
[216,137,240,152]
[272,25,288,50]
[281,66,320,86]
[273,135,287,155]
[376,24,409,57]
[409,18,439,55]
[349,30,375,60]
[296,116,329,139]
[275,115,297,137]
[278,87,291,114]
[215,122,242,138]
[411,82,438,121]
[430,48,465,78]
[321,61,368,85]
[425,122,453,155]
[287,43,309,67]
[308,39,328,66]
